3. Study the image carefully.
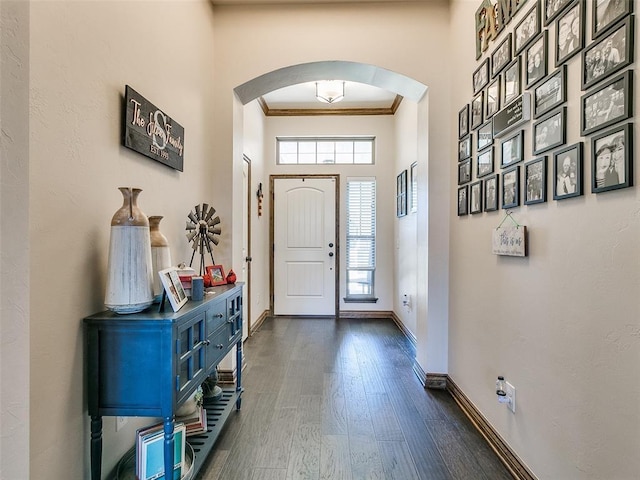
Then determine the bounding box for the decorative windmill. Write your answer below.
[185,203,221,275]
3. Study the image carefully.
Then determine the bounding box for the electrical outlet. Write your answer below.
[505,381,516,413]
[116,416,128,431]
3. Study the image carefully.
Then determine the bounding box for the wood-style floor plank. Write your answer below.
[196,316,513,480]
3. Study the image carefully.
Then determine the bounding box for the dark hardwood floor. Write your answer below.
[197,316,513,480]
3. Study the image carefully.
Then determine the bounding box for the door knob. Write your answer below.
[329,252,334,257]
[328,243,334,248]
[245,256,252,262]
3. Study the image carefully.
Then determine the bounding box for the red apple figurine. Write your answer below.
[226,269,237,284]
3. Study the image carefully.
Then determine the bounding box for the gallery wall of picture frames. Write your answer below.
[457,0,635,217]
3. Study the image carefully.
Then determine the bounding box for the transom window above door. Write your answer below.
[277,137,375,165]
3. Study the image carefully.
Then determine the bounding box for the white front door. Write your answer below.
[274,177,336,316]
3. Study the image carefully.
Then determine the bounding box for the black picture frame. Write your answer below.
[410,162,418,213]
[477,146,494,178]
[473,58,490,94]
[580,70,633,136]
[534,65,567,118]
[477,121,494,151]
[484,174,499,212]
[524,156,547,205]
[457,185,469,216]
[501,130,524,168]
[502,165,520,209]
[470,181,483,214]
[555,0,585,66]
[553,142,583,200]
[525,31,548,88]
[544,0,574,25]
[502,58,522,106]
[459,104,470,139]
[486,77,501,119]
[491,33,513,78]
[471,92,484,129]
[593,0,633,39]
[396,170,407,217]
[459,134,472,161]
[458,159,472,185]
[533,107,566,155]
[515,1,542,55]
[591,123,633,193]
[582,16,634,90]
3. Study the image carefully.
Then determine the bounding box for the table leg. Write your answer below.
[236,339,242,410]
[164,417,174,480]
[90,415,102,480]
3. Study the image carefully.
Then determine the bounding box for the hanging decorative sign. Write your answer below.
[493,93,531,138]
[492,212,528,257]
[123,85,185,171]
[475,0,529,59]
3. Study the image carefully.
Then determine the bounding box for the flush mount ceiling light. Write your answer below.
[315,80,345,104]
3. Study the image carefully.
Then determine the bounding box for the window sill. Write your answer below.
[343,297,378,304]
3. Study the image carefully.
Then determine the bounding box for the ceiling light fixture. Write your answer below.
[315,80,345,104]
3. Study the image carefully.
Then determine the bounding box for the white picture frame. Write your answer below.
[159,267,188,312]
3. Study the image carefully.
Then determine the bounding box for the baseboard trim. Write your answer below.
[339,310,394,319]
[389,311,417,349]
[447,376,538,480]
[425,372,447,390]
[250,309,269,334]
[412,360,427,386]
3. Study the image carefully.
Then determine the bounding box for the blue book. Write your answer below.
[140,423,185,480]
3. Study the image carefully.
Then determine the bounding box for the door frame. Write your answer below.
[270,174,340,318]
[243,155,252,336]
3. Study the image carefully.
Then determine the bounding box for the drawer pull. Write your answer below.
[227,319,234,324]
[215,313,224,318]
[216,344,224,349]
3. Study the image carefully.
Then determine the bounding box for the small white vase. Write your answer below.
[149,216,172,302]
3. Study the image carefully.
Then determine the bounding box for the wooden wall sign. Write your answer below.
[493,93,531,138]
[492,225,528,256]
[123,85,185,171]
[475,0,529,59]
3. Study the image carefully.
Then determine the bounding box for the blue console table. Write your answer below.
[84,283,243,480]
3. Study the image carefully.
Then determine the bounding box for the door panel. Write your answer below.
[274,178,336,315]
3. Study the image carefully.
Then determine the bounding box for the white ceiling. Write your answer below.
[261,80,398,110]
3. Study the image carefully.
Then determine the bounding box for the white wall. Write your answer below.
[264,114,396,311]
[449,1,640,478]
[28,2,217,477]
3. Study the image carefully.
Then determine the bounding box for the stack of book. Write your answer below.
[136,422,186,480]
[177,266,195,299]
[177,405,207,436]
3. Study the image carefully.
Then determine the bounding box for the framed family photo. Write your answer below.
[458,159,471,185]
[397,169,408,217]
[580,70,632,136]
[534,65,567,118]
[593,0,633,39]
[477,146,494,178]
[553,142,583,199]
[484,174,499,212]
[457,185,468,216]
[206,264,227,286]
[459,134,472,161]
[524,157,547,205]
[503,58,522,106]
[556,0,585,66]
[582,16,634,90]
[533,107,566,155]
[502,166,520,209]
[473,58,490,94]
[525,31,548,88]
[515,1,541,54]
[492,33,512,77]
[486,78,501,118]
[591,122,633,193]
[159,267,188,312]
[501,130,524,168]
[459,104,470,138]
[471,92,484,129]
[477,121,494,150]
[544,0,574,25]
[470,181,483,214]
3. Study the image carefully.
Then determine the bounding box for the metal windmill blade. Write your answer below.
[186,203,221,274]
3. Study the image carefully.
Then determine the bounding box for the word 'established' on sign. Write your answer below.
[475,0,528,59]
[123,85,185,171]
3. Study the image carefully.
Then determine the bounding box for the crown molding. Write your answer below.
[259,94,403,116]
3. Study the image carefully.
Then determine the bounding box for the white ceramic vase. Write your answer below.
[149,215,172,302]
[104,187,154,314]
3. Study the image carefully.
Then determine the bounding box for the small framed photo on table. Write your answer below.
[159,267,188,312]
[206,264,227,286]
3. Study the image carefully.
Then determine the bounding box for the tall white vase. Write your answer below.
[149,215,172,302]
[105,187,154,314]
